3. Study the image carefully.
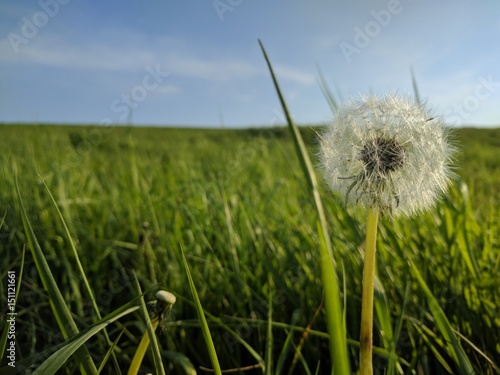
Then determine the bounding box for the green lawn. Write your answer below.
[0,124,498,374]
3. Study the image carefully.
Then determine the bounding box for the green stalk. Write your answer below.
[180,246,222,375]
[259,39,350,375]
[131,273,166,375]
[359,207,379,375]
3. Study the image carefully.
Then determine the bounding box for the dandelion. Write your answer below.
[320,93,455,216]
[128,290,177,375]
[155,290,177,309]
[319,93,455,375]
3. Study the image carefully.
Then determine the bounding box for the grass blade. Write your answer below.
[316,65,339,112]
[413,322,454,374]
[173,293,265,367]
[161,351,197,375]
[265,277,274,375]
[39,173,121,372]
[33,306,138,375]
[410,67,421,105]
[15,172,97,374]
[1,296,142,374]
[374,277,394,349]
[180,246,222,375]
[373,276,395,374]
[97,329,125,374]
[410,261,475,374]
[198,308,265,367]
[275,309,301,375]
[129,273,166,375]
[389,281,411,375]
[259,39,350,375]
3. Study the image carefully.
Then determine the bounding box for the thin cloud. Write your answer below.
[274,65,316,85]
[0,32,314,87]
[155,84,180,95]
[166,54,258,81]
[0,34,154,70]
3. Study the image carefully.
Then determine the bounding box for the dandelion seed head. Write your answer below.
[319,93,455,216]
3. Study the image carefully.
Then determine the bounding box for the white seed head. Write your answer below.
[319,94,455,216]
[155,290,176,305]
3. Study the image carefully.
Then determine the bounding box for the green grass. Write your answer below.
[0,123,498,374]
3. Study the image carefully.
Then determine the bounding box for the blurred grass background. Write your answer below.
[0,124,498,374]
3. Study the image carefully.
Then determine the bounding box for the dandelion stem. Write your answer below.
[359,206,379,375]
[127,317,159,375]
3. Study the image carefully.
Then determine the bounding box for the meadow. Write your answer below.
[0,123,498,374]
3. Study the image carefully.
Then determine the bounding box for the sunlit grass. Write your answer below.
[0,121,498,373]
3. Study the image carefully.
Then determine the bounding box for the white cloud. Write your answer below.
[166,54,258,81]
[155,84,180,95]
[0,33,154,70]
[0,31,316,89]
[275,65,316,85]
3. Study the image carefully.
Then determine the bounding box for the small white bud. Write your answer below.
[155,290,176,305]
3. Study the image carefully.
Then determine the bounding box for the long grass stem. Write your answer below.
[359,207,379,375]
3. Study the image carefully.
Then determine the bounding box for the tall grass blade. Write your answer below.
[39,173,121,372]
[131,272,166,375]
[412,321,454,373]
[32,306,138,375]
[410,261,475,374]
[275,310,301,375]
[161,351,197,375]
[373,276,395,374]
[410,67,421,105]
[292,348,313,375]
[180,245,222,375]
[265,277,274,375]
[15,172,97,374]
[176,290,265,368]
[259,39,350,375]
[389,281,411,375]
[1,297,141,374]
[198,307,265,367]
[316,65,339,112]
[97,329,125,374]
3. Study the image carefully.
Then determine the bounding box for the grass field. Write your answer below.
[0,123,499,374]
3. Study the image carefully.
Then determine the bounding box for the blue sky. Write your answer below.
[1,0,499,127]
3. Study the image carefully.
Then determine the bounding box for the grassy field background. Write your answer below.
[0,124,499,374]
